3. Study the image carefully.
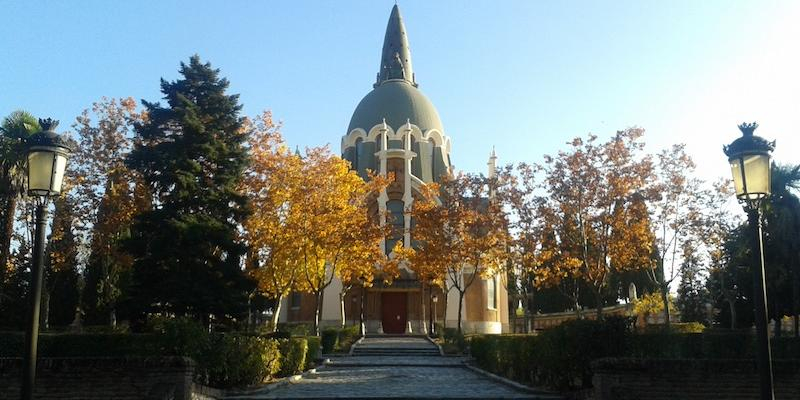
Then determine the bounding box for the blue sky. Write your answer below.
[2,0,798,200]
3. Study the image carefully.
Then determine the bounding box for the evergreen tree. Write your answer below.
[125,56,251,325]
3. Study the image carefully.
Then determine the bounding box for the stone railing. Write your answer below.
[592,358,800,400]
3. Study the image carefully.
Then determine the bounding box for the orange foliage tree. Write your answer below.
[241,112,307,330]
[406,172,510,333]
[536,129,654,319]
[71,97,147,325]
[243,115,393,334]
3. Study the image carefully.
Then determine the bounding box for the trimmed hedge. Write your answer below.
[320,325,361,354]
[278,337,308,376]
[321,328,339,354]
[304,335,321,369]
[469,318,800,391]
[0,319,317,389]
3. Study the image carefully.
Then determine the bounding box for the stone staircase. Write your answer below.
[350,335,441,357]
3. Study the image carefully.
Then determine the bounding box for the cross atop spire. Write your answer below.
[376,5,417,88]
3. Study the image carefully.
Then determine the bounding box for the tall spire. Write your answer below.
[376,5,417,88]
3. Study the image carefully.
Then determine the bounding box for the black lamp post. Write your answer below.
[723,121,775,400]
[21,119,72,400]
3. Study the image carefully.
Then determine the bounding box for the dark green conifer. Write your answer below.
[125,56,251,324]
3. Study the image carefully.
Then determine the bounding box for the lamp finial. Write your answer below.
[38,118,59,132]
[738,122,758,136]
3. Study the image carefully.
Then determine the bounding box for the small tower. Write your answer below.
[487,146,497,178]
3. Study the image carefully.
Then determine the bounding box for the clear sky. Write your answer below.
[2,0,799,207]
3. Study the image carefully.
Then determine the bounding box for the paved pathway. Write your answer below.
[226,336,559,399]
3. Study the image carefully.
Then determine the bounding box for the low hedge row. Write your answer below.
[320,325,360,354]
[469,318,800,391]
[0,320,321,389]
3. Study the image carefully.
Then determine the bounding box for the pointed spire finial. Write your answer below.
[376,4,416,88]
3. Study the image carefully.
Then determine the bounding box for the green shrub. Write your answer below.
[321,328,339,354]
[278,337,308,377]
[642,322,706,334]
[443,327,466,352]
[199,335,280,388]
[304,336,321,369]
[276,323,311,337]
[337,325,360,352]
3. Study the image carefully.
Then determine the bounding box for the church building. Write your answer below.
[278,5,509,334]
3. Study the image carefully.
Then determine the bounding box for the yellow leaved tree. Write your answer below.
[241,111,308,331]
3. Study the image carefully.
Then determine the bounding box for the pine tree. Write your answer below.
[125,56,252,324]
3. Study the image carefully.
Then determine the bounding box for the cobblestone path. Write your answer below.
[226,336,559,399]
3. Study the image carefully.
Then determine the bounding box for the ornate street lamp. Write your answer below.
[21,119,72,400]
[723,121,775,400]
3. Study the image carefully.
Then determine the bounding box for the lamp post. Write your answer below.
[723,121,775,400]
[20,119,72,400]
[430,294,438,336]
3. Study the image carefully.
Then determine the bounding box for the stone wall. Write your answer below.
[0,357,221,400]
[592,358,800,400]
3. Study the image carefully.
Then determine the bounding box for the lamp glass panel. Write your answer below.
[729,159,745,197]
[742,154,770,199]
[27,151,55,193]
[51,154,67,193]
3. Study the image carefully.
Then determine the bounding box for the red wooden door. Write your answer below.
[381,292,407,334]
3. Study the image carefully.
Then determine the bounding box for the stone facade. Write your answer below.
[279,4,509,335]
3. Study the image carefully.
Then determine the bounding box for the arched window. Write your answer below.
[385,200,404,254]
[354,138,363,171]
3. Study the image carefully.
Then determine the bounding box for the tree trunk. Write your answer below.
[661,284,671,327]
[457,290,464,334]
[420,282,427,335]
[41,291,50,330]
[728,299,737,330]
[313,290,323,336]
[339,291,346,328]
[793,251,799,337]
[359,285,365,336]
[0,196,16,283]
[271,294,283,332]
[595,289,604,321]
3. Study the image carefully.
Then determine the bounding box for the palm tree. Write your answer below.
[768,163,800,337]
[0,111,40,289]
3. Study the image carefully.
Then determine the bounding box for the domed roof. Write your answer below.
[348,80,443,133]
[347,5,444,134]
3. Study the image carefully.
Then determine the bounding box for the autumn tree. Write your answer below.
[536,129,654,319]
[644,144,708,326]
[125,56,252,324]
[408,172,510,333]
[71,97,145,325]
[291,146,392,335]
[507,163,542,326]
[44,195,80,328]
[242,112,307,330]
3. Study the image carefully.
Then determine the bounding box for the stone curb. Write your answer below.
[461,362,563,399]
[223,365,326,399]
[423,334,446,356]
[348,335,366,356]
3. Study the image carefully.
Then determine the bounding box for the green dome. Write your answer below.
[348,80,444,133]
